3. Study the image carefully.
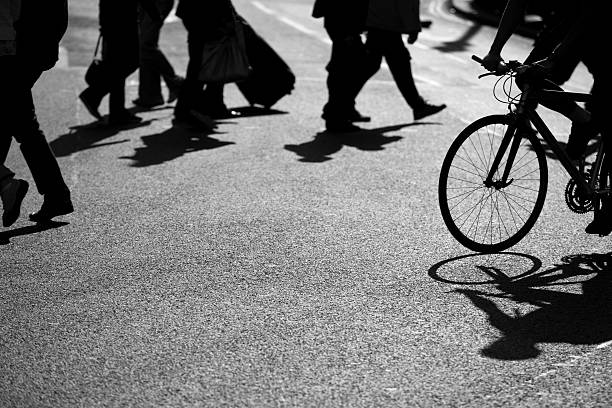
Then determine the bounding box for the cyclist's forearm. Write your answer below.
[488,0,529,55]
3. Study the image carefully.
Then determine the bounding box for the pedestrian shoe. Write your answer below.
[566,120,598,160]
[167,76,185,103]
[585,198,612,236]
[325,120,362,133]
[107,110,143,126]
[79,89,102,120]
[173,110,216,131]
[29,195,73,223]
[201,103,241,120]
[210,108,242,119]
[1,178,29,227]
[585,215,612,237]
[348,108,371,123]
[133,97,165,108]
[413,103,447,121]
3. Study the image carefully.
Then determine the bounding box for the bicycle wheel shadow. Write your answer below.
[284,123,419,163]
[429,251,612,360]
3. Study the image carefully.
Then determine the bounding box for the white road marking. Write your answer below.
[278,16,331,44]
[429,0,471,25]
[596,339,612,349]
[251,1,331,45]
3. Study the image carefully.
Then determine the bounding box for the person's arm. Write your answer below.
[482,0,529,71]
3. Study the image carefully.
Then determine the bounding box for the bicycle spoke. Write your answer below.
[440,115,546,252]
[450,163,485,179]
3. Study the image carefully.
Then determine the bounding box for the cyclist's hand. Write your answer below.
[481,52,503,72]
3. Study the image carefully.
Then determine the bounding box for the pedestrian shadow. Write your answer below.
[432,23,482,53]
[120,125,234,167]
[284,123,417,163]
[429,252,612,360]
[0,221,69,245]
[50,118,153,158]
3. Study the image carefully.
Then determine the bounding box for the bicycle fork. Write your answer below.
[483,119,523,189]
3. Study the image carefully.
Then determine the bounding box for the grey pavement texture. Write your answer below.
[1,0,611,407]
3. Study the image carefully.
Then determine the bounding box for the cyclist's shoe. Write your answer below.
[585,198,612,236]
[566,121,598,160]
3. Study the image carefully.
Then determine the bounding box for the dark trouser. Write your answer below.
[365,28,424,109]
[174,18,224,117]
[519,21,585,121]
[138,0,179,101]
[83,24,140,115]
[321,19,378,120]
[0,55,69,197]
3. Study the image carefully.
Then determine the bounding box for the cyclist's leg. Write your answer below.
[584,71,612,235]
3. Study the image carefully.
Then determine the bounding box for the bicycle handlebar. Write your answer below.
[472,55,520,78]
[471,55,483,64]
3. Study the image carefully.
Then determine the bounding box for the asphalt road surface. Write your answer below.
[2,0,610,407]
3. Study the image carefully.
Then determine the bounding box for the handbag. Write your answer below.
[84,32,108,86]
[198,12,251,83]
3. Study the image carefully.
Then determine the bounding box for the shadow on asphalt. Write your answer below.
[50,117,154,158]
[120,125,233,167]
[0,221,69,245]
[429,252,612,360]
[284,123,423,163]
[433,23,483,53]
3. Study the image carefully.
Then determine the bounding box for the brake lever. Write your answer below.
[478,72,498,79]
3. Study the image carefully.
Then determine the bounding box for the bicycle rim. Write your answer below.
[439,115,548,253]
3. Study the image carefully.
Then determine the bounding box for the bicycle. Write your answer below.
[438,55,606,253]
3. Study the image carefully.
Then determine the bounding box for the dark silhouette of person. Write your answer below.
[364,0,446,121]
[0,0,73,225]
[521,2,598,158]
[134,0,184,108]
[173,0,240,129]
[79,0,161,126]
[312,0,377,132]
[482,2,611,235]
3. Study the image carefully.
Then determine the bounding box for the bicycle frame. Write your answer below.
[484,85,599,196]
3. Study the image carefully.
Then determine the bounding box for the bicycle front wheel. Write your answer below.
[438,115,548,253]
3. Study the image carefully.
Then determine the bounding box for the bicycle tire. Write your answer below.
[439,114,548,253]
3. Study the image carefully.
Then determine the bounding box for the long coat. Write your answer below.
[16,0,68,71]
[366,0,421,33]
[176,0,233,25]
[176,0,234,39]
[312,0,369,33]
